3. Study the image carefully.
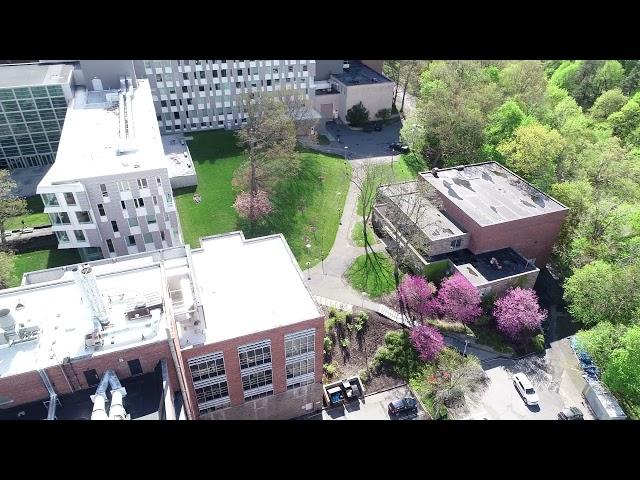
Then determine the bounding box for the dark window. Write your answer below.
[267,80,272,87]
[121,200,126,210]
[174,112,180,119]
[221,69,227,77]
[100,184,108,198]
[170,100,176,107]
[111,221,119,233]
[128,359,143,376]
[183,73,189,80]
[97,203,105,216]
[199,71,205,79]
[84,369,100,387]
[182,86,188,93]
[160,100,167,107]
[106,239,114,253]
[236,82,241,88]
[212,70,218,78]
[199,85,205,92]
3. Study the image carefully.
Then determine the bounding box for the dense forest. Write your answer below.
[395,60,640,415]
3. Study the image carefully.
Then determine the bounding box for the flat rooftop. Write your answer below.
[0,63,74,89]
[161,134,196,179]
[38,79,167,187]
[380,181,466,241]
[331,60,392,86]
[184,232,322,346]
[421,162,568,226]
[0,256,169,379]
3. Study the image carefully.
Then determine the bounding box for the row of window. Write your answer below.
[49,210,91,225]
[0,85,65,101]
[0,108,66,122]
[55,229,85,243]
[0,119,61,135]
[1,97,67,112]
[105,231,167,253]
[42,192,76,207]
[100,177,162,198]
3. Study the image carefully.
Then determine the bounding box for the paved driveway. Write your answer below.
[309,384,427,420]
[323,120,402,159]
[461,339,594,420]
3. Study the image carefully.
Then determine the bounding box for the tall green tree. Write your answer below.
[590,88,628,121]
[608,93,640,147]
[482,100,532,161]
[0,170,27,245]
[595,60,625,92]
[496,122,564,191]
[576,321,628,372]
[603,325,640,405]
[499,60,547,113]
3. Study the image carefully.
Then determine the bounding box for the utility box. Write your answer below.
[582,381,627,420]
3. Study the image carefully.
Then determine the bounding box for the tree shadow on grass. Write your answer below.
[347,251,396,298]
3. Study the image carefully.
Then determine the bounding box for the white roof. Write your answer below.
[421,162,567,227]
[187,232,322,345]
[38,79,167,187]
[0,63,74,89]
[0,260,169,379]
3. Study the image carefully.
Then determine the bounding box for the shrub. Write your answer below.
[340,338,350,349]
[323,336,333,354]
[359,368,370,384]
[493,288,547,343]
[375,108,391,122]
[354,311,368,332]
[346,101,369,126]
[373,330,422,380]
[325,317,336,332]
[410,325,445,362]
[428,318,471,334]
[329,307,338,318]
[335,310,348,327]
[323,362,337,377]
[532,333,546,353]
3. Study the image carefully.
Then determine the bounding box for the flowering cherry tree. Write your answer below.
[233,190,273,221]
[410,325,445,362]
[431,273,482,324]
[397,275,437,325]
[493,287,547,343]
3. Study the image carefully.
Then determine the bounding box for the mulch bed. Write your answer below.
[323,308,405,393]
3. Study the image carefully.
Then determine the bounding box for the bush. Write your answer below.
[346,102,370,126]
[340,338,350,349]
[323,336,333,354]
[375,108,391,122]
[329,307,338,318]
[354,310,368,332]
[359,368,370,384]
[325,317,336,332]
[323,363,337,377]
[335,310,348,327]
[428,318,471,334]
[373,330,422,380]
[532,333,546,353]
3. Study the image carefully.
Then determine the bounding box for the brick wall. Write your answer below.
[181,316,325,420]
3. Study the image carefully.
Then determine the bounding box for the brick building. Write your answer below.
[0,231,324,420]
[373,162,569,296]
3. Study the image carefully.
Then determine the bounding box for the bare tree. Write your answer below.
[432,360,489,413]
[0,170,27,245]
[281,90,319,138]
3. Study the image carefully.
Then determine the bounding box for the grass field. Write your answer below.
[174,130,351,268]
[9,248,81,288]
[352,221,377,247]
[5,195,49,231]
[345,252,396,298]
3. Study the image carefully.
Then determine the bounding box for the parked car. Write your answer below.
[558,406,584,420]
[390,142,410,153]
[388,397,418,416]
[512,372,539,406]
[374,123,382,131]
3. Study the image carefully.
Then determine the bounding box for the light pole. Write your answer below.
[344,145,349,162]
[306,243,312,280]
[361,291,369,370]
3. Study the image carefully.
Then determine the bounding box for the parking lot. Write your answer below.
[460,339,594,420]
[308,384,428,420]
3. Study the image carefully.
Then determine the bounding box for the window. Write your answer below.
[242,369,273,392]
[160,231,166,242]
[170,99,176,107]
[165,193,174,207]
[120,200,126,210]
[152,195,158,206]
[174,112,180,120]
[84,369,100,387]
[199,85,205,92]
[111,220,119,233]
[134,198,144,208]
[244,391,273,402]
[126,235,136,247]
[128,359,143,376]
[100,184,108,198]
[189,353,226,383]
[55,231,69,243]
[199,71,205,79]
[106,239,115,253]
[156,74,163,83]
[156,177,162,186]
[76,211,92,224]
[266,79,272,87]
[41,193,58,206]
[215,84,220,91]
[195,382,229,404]
[212,70,218,78]
[164,212,170,222]
[117,180,130,192]
[236,82,241,88]
[238,343,271,370]
[288,65,293,73]
[238,69,243,76]
[160,100,167,108]
[450,239,462,249]
[182,86,188,93]
[286,358,314,380]
[74,230,85,242]
[285,329,315,358]
[303,65,308,72]
[146,214,157,225]
[182,73,189,81]
[97,203,106,216]
[143,233,154,244]
[63,192,76,206]
[221,69,227,77]
[273,67,278,74]
[49,212,70,225]
[137,178,148,189]
[284,329,315,387]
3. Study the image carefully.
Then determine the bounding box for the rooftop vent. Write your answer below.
[431,167,439,178]
[456,166,465,171]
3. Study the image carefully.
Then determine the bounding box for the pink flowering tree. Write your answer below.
[233,190,273,222]
[397,275,437,325]
[410,325,445,362]
[431,273,482,324]
[493,288,547,343]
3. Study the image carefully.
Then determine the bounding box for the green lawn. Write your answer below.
[174,130,351,269]
[5,195,49,231]
[352,221,377,247]
[9,248,81,288]
[356,158,416,216]
[346,252,396,298]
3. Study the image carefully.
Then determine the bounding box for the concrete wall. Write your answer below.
[77,60,138,90]
[169,173,198,189]
[312,92,341,120]
[180,315,325,420]
[340,82,394,123]
[0,340,179,408]
[429,188,568,267]
[314,60,344,81]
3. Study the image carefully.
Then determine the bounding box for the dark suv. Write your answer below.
[558,407,584,420]
[390,142,410,153]
[388,397,418,417]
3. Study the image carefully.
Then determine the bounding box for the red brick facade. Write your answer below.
[180,316,325,420]
[0,340,180,408]
[436,193,568,267]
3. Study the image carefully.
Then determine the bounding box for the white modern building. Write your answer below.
[36,76,183,261]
